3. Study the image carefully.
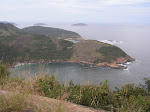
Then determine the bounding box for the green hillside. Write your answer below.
[0,35,74,64]
[0,23,25,36]
[0,23,75,64]
[71,40,128,63]
[0,23,133,66]
[22,26,82,39]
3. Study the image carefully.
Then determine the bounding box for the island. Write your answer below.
[0,23,134,68]
[34,23,47,26]
[72,23,88,26]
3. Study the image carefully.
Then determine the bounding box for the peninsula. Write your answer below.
[0,23,134,68]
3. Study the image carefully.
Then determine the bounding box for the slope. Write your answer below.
[22,26,82,40]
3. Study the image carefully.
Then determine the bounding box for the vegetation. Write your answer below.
[0,63,149,112]
[0,23,78,64]
[144,78,150,92]
[72,40,130,64]
[0,63,66,112]
[0,63,10,79]
[0,36,74,64]
[22,26,81,39]
[1,75,150,111]
[0,90,65,112]
[0,23,133,67]
[0,42,22,64]
[34,76,150,111]
[96,46,127,58]
[94,46,127,63]
[0,23,143,111]
[0,92,28,112]
[0,23,25,36]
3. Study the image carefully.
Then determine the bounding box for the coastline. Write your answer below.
[11,56,135,69]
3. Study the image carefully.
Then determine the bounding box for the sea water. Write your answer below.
[10,23,150,89]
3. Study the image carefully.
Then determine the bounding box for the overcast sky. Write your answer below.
[1,0,150,23]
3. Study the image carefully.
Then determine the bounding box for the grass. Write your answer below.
[0,75,150,112]
[0,87,66,112]
[0,91,66,112]
[0,75,67,112]
[0,92,28,112]
[0,63,150,112]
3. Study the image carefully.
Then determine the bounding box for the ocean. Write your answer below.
[10,23,150,89]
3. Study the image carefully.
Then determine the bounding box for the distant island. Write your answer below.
[34,23,47,26]
[0,23,134,68]
[72,23,88,26]
[0,21,17,25]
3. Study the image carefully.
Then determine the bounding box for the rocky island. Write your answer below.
[34,23,47,26]
[72,23,88,26]
[0,23,134,68]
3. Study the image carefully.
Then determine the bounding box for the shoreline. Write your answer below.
[11,57,135,69]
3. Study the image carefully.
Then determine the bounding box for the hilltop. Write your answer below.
[0,23,76,64]
[0,23,134,68]
[22,26,82,40]
[0,21,17,25]
[70,40,134,68]
[0,23,25,36]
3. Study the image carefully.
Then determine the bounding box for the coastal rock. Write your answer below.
[96,63,121,69]
[115,56,135,64]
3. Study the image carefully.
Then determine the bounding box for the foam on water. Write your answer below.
[125,62,131,65]
[118,64,127,67]
[100,40,124,45]
[14,63,35,68]
[123,68,129,71]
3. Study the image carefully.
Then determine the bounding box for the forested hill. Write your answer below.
[0,23,134,68]
[0,23,76,64]
[22,26,82,39]
[0,23,25,36]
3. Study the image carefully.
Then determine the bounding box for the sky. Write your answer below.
[0,0,150,24]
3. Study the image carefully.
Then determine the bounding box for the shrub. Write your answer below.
[144,78,150,92]
[34,74,64,98]
[0,63,10,79]
[113,84,150,111]
[66,80,113,110]
[0,92,28,112]
[1,73,150,111]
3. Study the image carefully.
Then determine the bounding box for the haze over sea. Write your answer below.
[10,23,150,89]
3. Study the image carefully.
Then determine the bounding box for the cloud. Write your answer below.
[0,0,150,23]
